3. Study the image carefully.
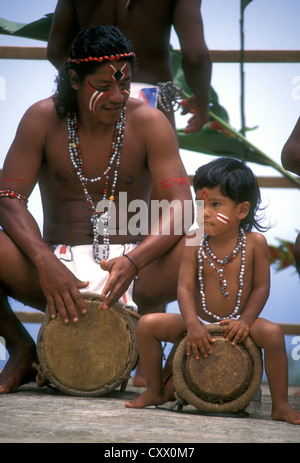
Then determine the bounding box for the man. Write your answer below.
[281,117,300,276]
[281,117,300,397]
[0,25,193,393]
[47,0,212,133]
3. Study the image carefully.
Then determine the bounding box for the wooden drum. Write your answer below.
[36,293,139,396]
[173,324,263,414]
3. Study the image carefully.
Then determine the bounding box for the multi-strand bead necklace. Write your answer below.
[198,228,246,321]
[68,109,126,262]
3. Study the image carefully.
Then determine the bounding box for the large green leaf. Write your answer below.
[177,125,269,166]
[0,15,53,41]
[171,50,300,187]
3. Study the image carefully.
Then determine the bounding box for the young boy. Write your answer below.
[126,157,300,425]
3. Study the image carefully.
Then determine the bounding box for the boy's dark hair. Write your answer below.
[193,157,267,232]
[53,25,136,117]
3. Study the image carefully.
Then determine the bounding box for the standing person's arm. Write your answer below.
[173,0,212,133]
[47,0,80,69]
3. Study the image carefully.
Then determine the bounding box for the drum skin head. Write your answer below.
[37,293,138,396]
[173,324,263,414]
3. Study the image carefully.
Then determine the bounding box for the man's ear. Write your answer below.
[238,201,250,220]
[69,70,80,90]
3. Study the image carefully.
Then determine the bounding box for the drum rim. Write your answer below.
[173,324,263,414]
[37,292,139,396]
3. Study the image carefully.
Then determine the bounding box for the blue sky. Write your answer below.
[0,0,299,334]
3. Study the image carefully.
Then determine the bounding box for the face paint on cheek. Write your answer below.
[217,213,231,224]
[121,88,130,97]
[87,81,110,115]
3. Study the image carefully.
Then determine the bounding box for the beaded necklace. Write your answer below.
[198,228,246,321]
[68,109,126,262]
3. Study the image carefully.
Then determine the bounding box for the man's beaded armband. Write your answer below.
[0,189,28,207]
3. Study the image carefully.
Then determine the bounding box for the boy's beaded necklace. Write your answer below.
[67,109,126,262]
[198,228,246,321]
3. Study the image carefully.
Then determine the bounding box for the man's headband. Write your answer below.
[67,52,136,65]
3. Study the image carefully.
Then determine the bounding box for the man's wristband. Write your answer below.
[123,254,139,279]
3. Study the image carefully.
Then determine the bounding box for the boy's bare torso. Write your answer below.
[193,233,256,321]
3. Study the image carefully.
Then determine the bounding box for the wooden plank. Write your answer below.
[1,168,299,189]
[257,176,300,188]
[15,311,45,324]
[14,311,300,335]
[0,47,300,63]
[188,175,300,188]
[278,323,300,336]
[210,49,300,63]
[0,46,47,60]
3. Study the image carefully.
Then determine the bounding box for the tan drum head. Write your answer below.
[36,293,138,396]
[173,324,263,414]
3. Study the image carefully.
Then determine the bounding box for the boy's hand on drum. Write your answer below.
[220,318,249,345]
[186,324,215,360]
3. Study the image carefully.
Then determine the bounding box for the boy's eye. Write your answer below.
[212,201,221,207]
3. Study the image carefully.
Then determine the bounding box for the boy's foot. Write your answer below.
[125,388,169,409]
[272,403,300,425]
[132,362,147,387]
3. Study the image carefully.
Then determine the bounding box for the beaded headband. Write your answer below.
[67,52,136,65]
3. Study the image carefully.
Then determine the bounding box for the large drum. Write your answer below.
[173,324,263,414]
[36,293,139,396]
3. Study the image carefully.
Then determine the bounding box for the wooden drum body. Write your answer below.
[173,324,263,414]
[36,293,138,396]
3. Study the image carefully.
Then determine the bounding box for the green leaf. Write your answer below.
[177,125,269,166]
[241,0,254,12]
[0,14,53,41]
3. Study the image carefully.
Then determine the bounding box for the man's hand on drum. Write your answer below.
[99,256,137,310]
[39,257,89,323]
[186,324,216,360]
[220,318,250,346]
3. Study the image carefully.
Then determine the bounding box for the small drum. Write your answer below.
[173,324,263,414]
[36,293,139,396]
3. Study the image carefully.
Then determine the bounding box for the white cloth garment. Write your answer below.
[54,243,138,312]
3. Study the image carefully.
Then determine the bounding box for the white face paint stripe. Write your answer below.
[91,91,105,114]
[217,213,231,224]
[89,89,103,113]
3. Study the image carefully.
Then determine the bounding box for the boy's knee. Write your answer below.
[264,321,284,347]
